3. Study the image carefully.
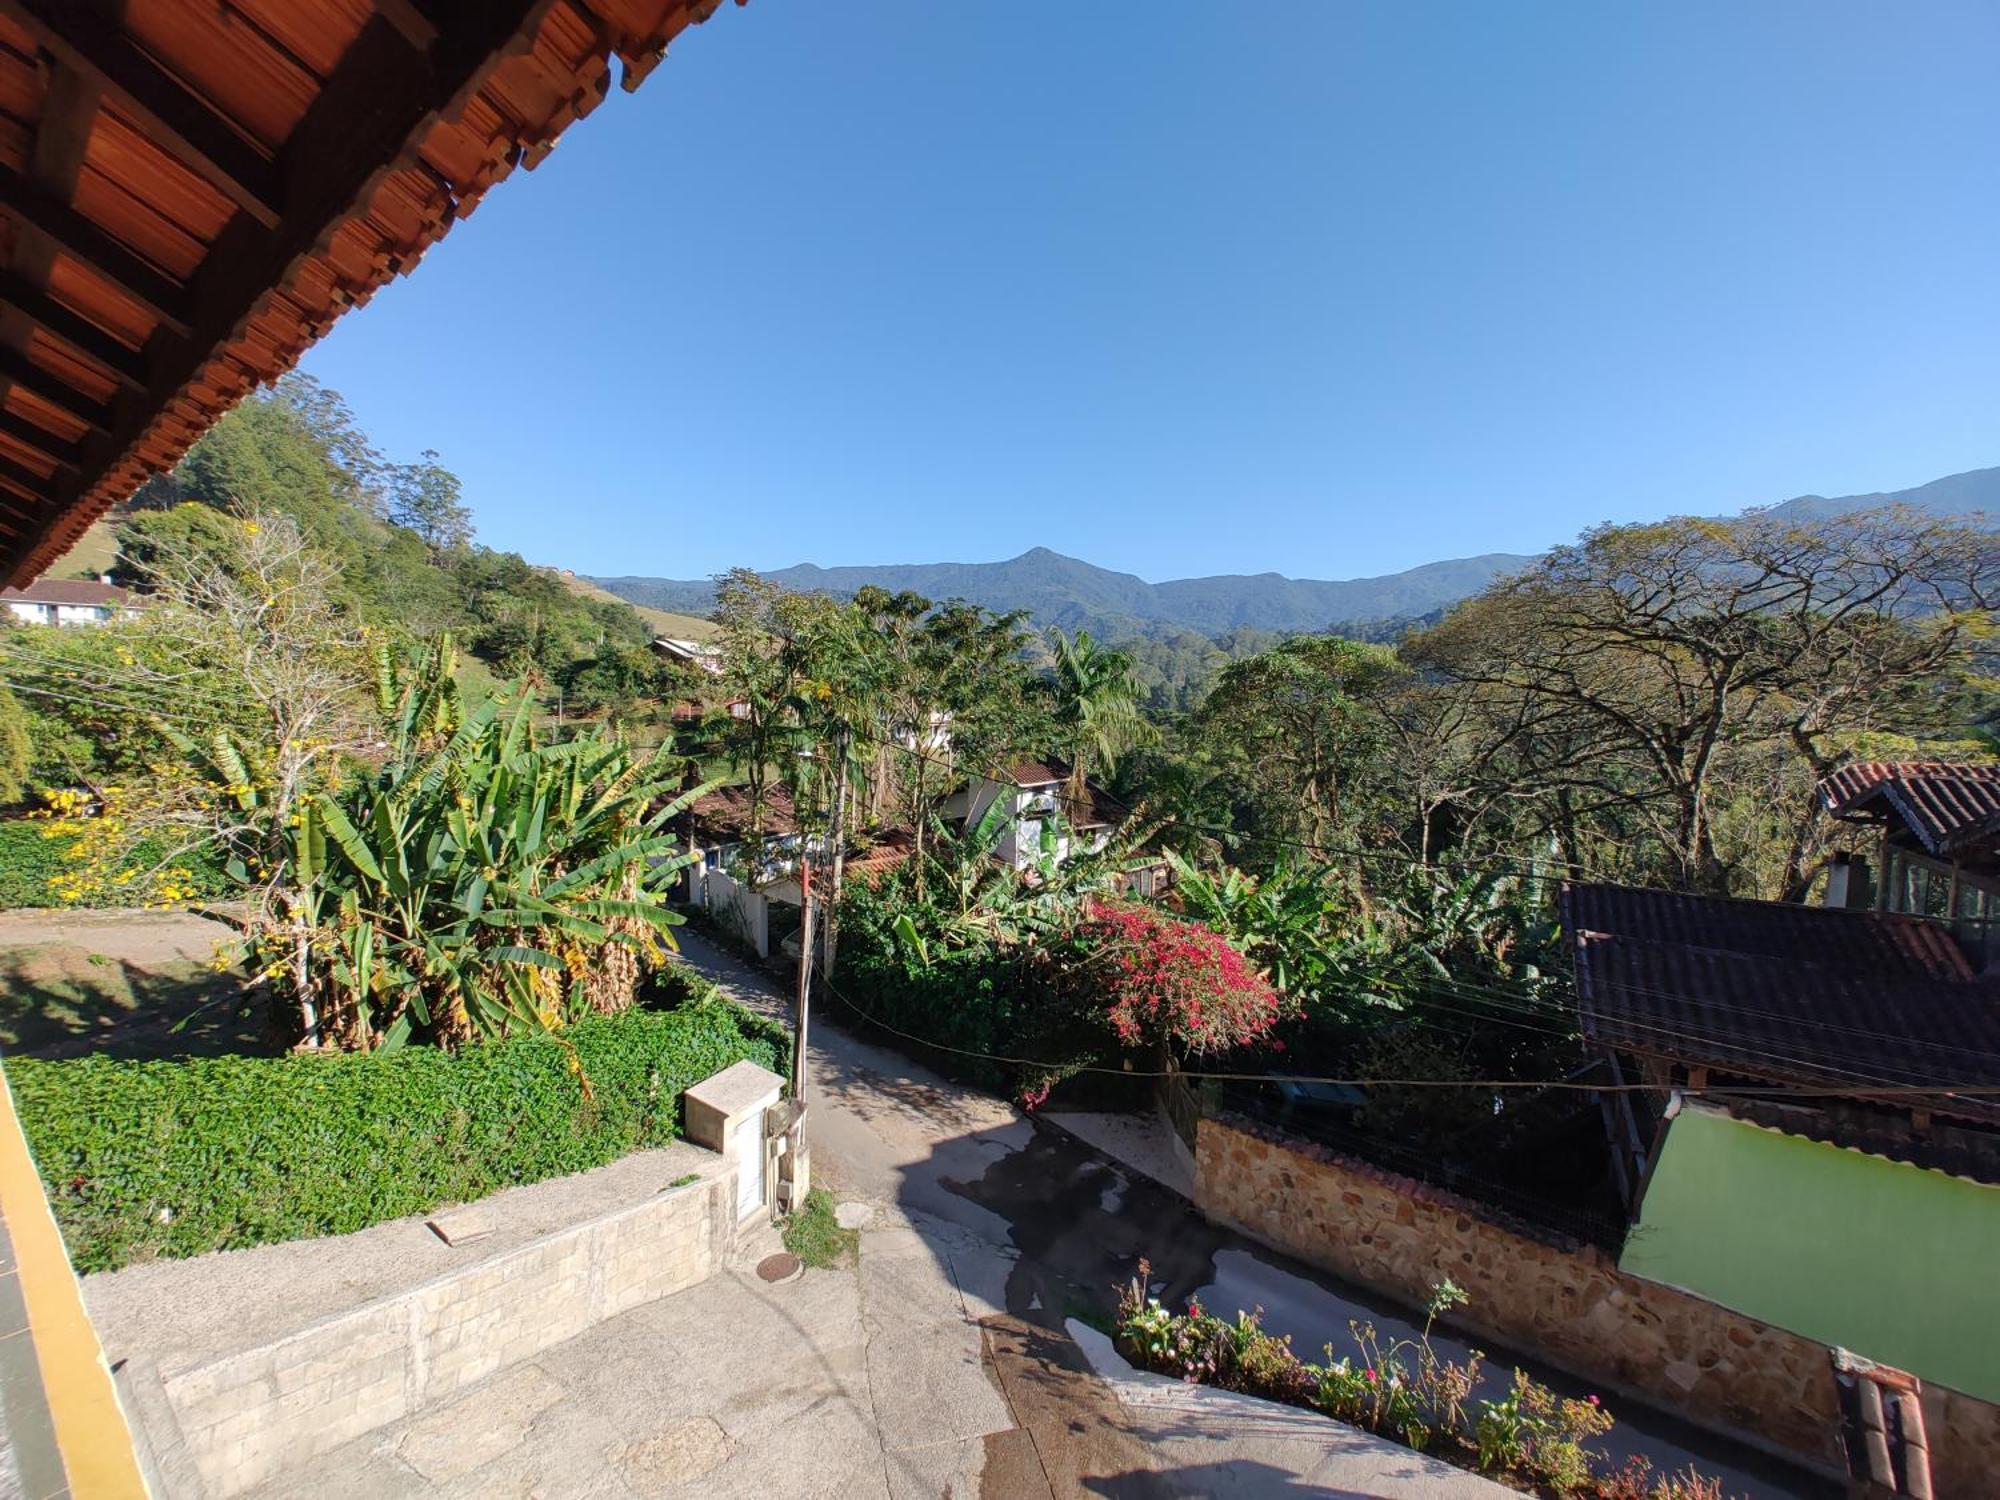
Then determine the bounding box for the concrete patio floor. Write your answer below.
[241,1199,1487,1500]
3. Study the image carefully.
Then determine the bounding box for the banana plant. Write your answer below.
[291,645,718,1047]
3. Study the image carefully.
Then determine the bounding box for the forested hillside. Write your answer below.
[5,376,696,800]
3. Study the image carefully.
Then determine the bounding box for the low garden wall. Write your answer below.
[122,1164,737,1498]
[1194,1113,2000,1496]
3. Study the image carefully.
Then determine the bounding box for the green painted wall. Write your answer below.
[1621,1105,2000,1401]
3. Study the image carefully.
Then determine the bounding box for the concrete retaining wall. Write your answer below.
[1194,1113,2000,1496]
[140,1170,736,1498]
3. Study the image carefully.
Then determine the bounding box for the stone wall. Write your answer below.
[1194,1114,2000,1496]
[143,1171,735,1498]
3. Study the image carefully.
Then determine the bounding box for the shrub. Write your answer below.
[1075,899,1284,1054]
[0,820,227,910]
[8,1001,785,1272]
[1114,1259,1712,1499]
[782,1187,858,1269]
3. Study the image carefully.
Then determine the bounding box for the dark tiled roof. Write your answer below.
[1561,883,2000,1124]
[1719,1097,2000,1187]
[1,579,130,607]
[685,784,798,842]
[1003,759,1065,787]
[994,758,1129,828]
[1560,883,1970,981]
[1822,761,2000,857]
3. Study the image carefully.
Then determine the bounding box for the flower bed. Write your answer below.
[1114,1262,1729,1499]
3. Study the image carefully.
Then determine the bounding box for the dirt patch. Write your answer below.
[0,909,271,1058]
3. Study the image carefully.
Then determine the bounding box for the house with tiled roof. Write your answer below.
[1560,873,2000,1412]
[674,784,804,959]
[939,757,1172,896]
[1,576,138,626]
[1821,760,2000,970]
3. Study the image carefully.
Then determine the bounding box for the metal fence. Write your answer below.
[1214,1080,1632,1252]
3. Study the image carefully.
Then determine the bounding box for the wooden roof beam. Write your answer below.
[0,0,282,230]
[0,451,51,498]
[0,271,144,391]
[0,163,190,336]
[6,1,554,585]
[0,406,80,469]
[0,346,111,434]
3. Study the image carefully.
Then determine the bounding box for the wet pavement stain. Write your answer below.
[950,1120,1232,1325]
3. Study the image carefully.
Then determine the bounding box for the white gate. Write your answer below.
[732,1112,765,1220]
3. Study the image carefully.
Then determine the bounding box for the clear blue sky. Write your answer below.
[297,1,2000,584]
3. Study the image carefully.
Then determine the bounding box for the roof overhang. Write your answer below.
[0,0,741,586]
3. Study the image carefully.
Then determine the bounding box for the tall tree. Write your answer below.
[388,450,473,559]
[1043,628,1150,813]
[1406,506,1998,894]
[1191,635,1402,856]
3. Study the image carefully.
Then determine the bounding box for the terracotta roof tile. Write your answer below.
[684,783,797,843]
[1,577,129,606]
[1822,761,2000,857]
[2,1,741,586]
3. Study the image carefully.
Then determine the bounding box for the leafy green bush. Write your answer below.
[8,1002,786,1271]
[0,820,228,910]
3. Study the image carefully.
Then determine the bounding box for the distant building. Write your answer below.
[0,577,137,627]
[651,637,723,675]
[941,758,1172,896]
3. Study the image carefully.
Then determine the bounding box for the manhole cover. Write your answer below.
[756,1252,803,1283]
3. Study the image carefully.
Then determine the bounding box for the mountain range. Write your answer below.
[590,466,1999,641]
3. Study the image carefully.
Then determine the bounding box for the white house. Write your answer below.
[651,636,723,675]
[676,783,805,959]
[0,577,137,626]
[941,758,1174,896]
[940,759,1119,870]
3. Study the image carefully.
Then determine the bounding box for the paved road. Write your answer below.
[668,931,1826,1499]
[670,929,1521,1497]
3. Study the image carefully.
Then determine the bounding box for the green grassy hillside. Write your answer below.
[557,573,716,640]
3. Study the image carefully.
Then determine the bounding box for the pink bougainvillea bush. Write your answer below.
[1079,898,1285,1054]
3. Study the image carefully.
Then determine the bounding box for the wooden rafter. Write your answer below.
[0,0,283,229]
[0,164,190,335]
[0,346,110,433]
[0,407,80,468]
[0,271,144,391]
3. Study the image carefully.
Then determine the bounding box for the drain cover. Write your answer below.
[755,1252,803,1283]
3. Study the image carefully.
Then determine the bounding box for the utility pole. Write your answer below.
[823,724,852,978]
[792,854,815,1106]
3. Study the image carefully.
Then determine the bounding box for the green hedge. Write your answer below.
[7,1000,787,1272]
[0,819,229,910]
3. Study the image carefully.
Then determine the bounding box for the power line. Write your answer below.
[814,969,2000,1101]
